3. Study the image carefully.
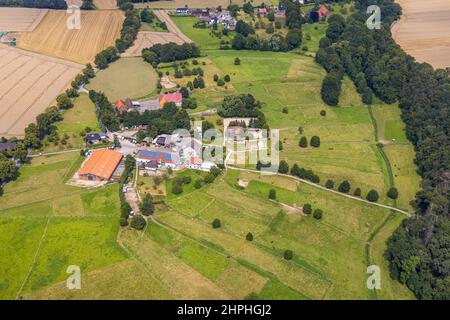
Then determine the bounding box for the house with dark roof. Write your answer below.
[176,7,191,15]
[0,142,16,152]
[86,133,108,145]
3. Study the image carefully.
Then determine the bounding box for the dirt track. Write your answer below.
[0,44,83,138]
[392,0,450,69]
[0,8,48,32]
[123,10,192,57]
[17,10,124,64]
[153,10,192,43]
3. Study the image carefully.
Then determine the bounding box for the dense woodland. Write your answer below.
[318,0,450,299]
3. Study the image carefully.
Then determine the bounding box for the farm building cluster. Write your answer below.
[114,92,183,114]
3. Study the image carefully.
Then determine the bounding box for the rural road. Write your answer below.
[224,153,411,216]
[154,10,193,43]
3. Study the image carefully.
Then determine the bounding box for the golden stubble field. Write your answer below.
[0,7,48,32]
[17,10,124,64]
[93,0,117,9]
[392,0,450,69]
[0,44,83,137]
[123,10,192,57]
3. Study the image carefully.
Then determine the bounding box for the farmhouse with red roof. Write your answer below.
[159,92,183,108]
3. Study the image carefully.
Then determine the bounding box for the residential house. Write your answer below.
[176,7,191,15]
[0,142,16,152]
[159,92,183,108]
[114,98,134,113]
[85,133,108,145]
[136,150,178,169]
[187,156,203,170]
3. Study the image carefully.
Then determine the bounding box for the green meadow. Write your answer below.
[87,57,159,102]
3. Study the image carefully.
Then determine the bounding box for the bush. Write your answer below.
[310,136,321,148]
[194,179,204,189]
[338,180,351,193]
[320,110,326,116]
[212,218,221,229]
[366,189,379,202]
[119,217,128,227]
[299,136,308,148]
[282,107,289,114]
[139,194,154,216]
[303,203,312,215]
[217,79,225,86]
[387,187,399,199]
[268,189,277,200]
[283,250,293,260]
[224,74,231,82]
[354,187,362,197]
[246,232,254,241]
[130,215,146,230]
[325,179,334,189]
[182,176,192,184]
[313,209,323,220]
[213,74,219,82]
[234,57,241,65]
[278,160,289,174]
[172,182,183,194]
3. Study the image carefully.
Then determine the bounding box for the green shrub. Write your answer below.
[212,218,221,229]
[119,217,128,227]
[310,136,321,148]
[299,136,308,148]
[130,215,146,230]
[313,209,323,220]
[366,189,379,202]
[303,203,312,214]
[338,180,351,193]
[284,250,293,260]
[325,179,334,189]
[268,189,277,200]
[387,187,399,199]
[246,232,254,241]
[354,187,362,197]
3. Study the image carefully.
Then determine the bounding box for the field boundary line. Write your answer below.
[15,217,50,300]
[224,158,410,216]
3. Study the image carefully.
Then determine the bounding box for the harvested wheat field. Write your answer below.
[124,10,191,57]
[0,44,83,138]
[392,0,450,69]
[154,10,192,43]
[0,8,48,32]
[123,31,187,57]
[17,10,124,64]
[94,0,117,9]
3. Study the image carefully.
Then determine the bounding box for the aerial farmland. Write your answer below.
[0,44,83,137]
[17,10,124,64]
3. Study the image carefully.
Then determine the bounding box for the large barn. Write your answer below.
[79,149,123,181]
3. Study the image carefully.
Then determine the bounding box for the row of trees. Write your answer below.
[94,4,140,69]
[88,90,120,132]
[321,0,450,299]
